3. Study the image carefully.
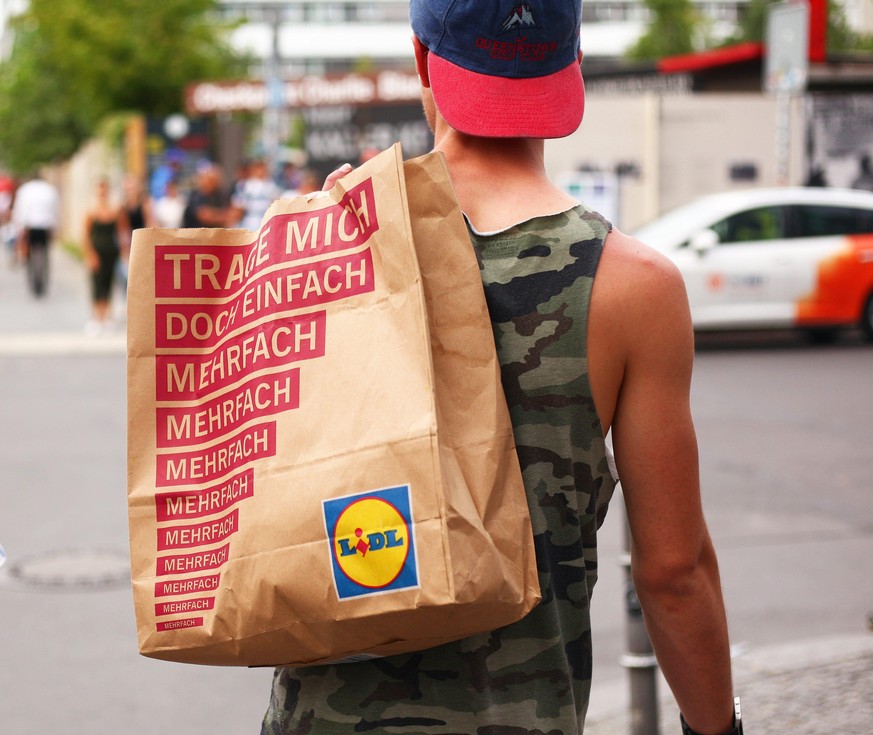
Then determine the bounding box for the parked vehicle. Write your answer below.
[633,187,873,341]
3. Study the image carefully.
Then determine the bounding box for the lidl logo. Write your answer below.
[322,485,419,599]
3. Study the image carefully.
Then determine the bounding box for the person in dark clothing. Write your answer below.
[182,163,232,228]
[117,175,153,296]
[851,153,873,192]
[82,179,129,335]
[123,174,153,232]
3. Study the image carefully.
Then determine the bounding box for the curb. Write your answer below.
[0,331,126,356]
[586,632,873,734]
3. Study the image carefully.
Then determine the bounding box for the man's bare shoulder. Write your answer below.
[587,227,693,431]
[597,227,688,309]
[594,227,693,359]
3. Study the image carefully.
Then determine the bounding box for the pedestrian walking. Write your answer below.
[152,176,186,228]
[123,174,154,234]
[118,174,153,297]
[81,178,129,335]
[150,148,184,200]
[182,162,233,228]
[851,152,873,193]
[0,173,15,264]
[231,158,281,231]
[262,2,743,735]
[11,171,59,297]
[279,160,303,193]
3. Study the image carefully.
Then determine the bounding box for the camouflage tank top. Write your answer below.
[262,204,616,735]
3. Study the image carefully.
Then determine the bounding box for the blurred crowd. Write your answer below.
[148,156,324,231]
[0,156,333,336]
[3,140,872,339]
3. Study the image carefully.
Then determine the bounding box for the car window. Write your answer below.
[791,204,873,237]
[710,206,785,244]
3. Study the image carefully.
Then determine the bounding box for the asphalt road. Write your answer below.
[591,328,873,682]
[0,248,276,733]
[1,246,871,733]
[587,328,873,733]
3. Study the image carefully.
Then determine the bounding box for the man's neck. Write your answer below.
[433,125,577,232]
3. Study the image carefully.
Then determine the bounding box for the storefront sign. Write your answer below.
[186,71,422,114]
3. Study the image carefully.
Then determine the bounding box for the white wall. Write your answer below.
[545,91,807,232]
[55,139,122,246]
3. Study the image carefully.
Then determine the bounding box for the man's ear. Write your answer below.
[412,36,430,88]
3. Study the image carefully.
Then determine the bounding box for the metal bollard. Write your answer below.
[620,509,660,735]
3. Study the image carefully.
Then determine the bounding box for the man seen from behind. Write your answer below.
[263,2,741,733]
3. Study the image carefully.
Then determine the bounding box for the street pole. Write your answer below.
[775,90,792,186]
[263,6,283,181]
[620,508,660,735]
[764,2,809,186]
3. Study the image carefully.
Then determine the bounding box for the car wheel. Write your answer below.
[862,293,873,343]
[805,327,837,345]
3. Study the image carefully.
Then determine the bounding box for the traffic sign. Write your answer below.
[764,1,810,94]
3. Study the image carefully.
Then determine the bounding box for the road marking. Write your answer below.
[0,332,126,356]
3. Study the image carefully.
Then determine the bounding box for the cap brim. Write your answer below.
[427,54,585,139]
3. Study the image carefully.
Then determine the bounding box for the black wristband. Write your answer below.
[680,697,743,735]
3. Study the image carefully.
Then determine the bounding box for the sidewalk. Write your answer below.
[586,632,873,734]
[0,244,125,353]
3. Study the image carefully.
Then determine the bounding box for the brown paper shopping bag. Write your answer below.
[127,144,540,667]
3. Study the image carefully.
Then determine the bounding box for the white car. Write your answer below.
[633,187,873,340]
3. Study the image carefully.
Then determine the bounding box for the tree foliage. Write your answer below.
[627,0,873,63]
[0,27,92,174]
[728,0,873,53]
[626,0,701,61]
[0,0,245,174]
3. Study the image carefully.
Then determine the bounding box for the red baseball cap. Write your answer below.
[410,1,585,139]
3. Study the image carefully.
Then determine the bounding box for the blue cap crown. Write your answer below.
[410,1,582,81]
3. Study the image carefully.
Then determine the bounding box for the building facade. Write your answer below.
[212,0,873,232]
[216,0,761,73]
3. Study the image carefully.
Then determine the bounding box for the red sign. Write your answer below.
[186,71,422,114]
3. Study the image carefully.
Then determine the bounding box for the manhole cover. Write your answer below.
[4,549,130,590]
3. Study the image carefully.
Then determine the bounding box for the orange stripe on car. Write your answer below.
[796,234,873,326]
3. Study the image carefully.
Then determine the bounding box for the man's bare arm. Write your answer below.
[607,237,735,734]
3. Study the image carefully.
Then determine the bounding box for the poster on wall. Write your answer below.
[806,94,873,191]
[301,103,433,180]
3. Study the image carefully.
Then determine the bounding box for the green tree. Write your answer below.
[0,0,245,174]
[731,0,775,43]
[822,0,873,52]
[0,27,92,174]
[728,0,873,53]
[626,0,701,61]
